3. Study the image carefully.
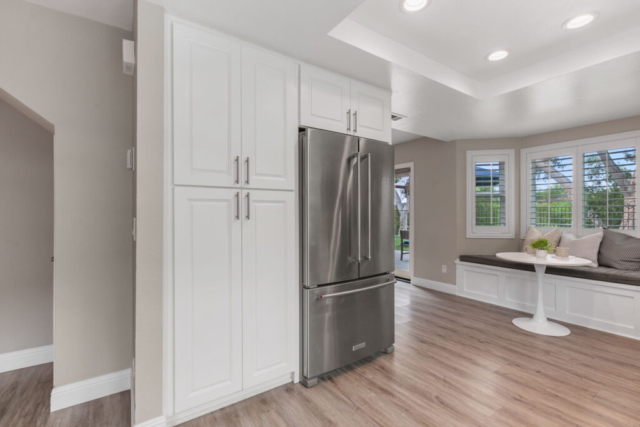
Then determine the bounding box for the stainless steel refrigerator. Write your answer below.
[300,127,396,387]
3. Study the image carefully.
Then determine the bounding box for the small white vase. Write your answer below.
[535,250,548,258]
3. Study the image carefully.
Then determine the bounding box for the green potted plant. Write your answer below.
[530,238,554,258]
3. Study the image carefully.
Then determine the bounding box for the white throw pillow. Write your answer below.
[522,227,563,252]
[558,231,604,267]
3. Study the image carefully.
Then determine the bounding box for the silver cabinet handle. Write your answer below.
[347,109,351,132]
[363,153,372,261]
[353,111,358,133]
[235,192,240,220]
[318,280,395,300]
[245,157,250,185]
[245,192,250,220]
[235,156,240,184]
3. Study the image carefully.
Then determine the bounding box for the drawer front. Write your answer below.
[303,274,395,378]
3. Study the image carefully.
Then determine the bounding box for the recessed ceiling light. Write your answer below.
[563,13,598,30]
[399,0,430,13]
[486,50,509,62]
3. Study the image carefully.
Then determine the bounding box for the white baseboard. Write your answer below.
[0,345,53,374]
[51,368,131,412]
[167,374,292,426]
[412,277,457,295]
[135,416,168,427]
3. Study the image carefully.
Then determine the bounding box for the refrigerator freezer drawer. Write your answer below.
[303,274,395,379]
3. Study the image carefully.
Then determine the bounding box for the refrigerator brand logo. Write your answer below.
[353,342,366,351]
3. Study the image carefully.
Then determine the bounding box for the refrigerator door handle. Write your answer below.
[348,152,361,263]
[317,280,396,299]
[363,153,372,261]
[347,109,351,132]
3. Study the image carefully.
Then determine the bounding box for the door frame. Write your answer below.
[394,162,414,281]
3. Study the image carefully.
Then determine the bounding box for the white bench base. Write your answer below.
[455,260,640,340]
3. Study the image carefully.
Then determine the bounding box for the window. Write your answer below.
[467,150,515,238]
[475,161,506,226]
[583,146,636,230]
[522,133,639,238]
[530,154,573,228]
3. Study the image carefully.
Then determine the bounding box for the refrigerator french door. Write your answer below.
[300,128,395,387]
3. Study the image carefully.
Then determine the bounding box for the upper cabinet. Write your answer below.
[173,23,297,190]
[173,24,242,188]
[242,47,298,191]
[299,65,351,135]
[300,64,392,143]
[350,81,392,142]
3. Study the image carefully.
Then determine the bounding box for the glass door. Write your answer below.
[394,167,411,279]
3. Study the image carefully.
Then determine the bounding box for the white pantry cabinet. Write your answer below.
[173,186,298,413]
[300,64,392,143]
[173,22,297,190]
[173,186,243,412]
[169,20,299,420]
[173,24,242,188]
[242,47,298,191]
[241,190,297,388]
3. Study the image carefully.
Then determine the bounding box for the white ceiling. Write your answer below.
[348,0,640,82]
[332,0,640,99]
[26,0,134,31]
[28,0,640,142]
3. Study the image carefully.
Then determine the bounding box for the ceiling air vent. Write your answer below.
[391,113,407,122]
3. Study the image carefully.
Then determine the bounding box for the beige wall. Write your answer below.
[0,0,133,386]
[396,114,640,285]
[0,98,54,354]
[134,0,165,424]
[395,138,458,284]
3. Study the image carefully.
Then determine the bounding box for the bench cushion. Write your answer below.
[459,255,640,287]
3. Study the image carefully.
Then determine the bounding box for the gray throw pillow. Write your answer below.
[598,229,640,271]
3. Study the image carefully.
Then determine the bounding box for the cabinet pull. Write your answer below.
[235,156,240,184]
[245,157,250,185]
[347,109,351,132]
[353,111,358,133]
[245,192,250,220]
[235,192,240,220]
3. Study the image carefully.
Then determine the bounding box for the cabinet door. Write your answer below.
[174,187,242,412]
[242,47,298,190]
[300,64,352,134]
[173,23,242,187]
[242,190,297,388]
[351,81,392,143]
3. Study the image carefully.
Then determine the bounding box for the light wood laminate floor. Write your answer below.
[3,282,640,426]
[0,363,129,427]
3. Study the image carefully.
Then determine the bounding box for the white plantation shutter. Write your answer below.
[530,154,574,228]
[467,150,515,238]
[474,161,506,226]
[583,146,636,230]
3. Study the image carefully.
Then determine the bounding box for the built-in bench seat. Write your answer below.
[455,255,640,340]
[459,255,640,287]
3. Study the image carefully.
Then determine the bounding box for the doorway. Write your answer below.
[394,163,413,280]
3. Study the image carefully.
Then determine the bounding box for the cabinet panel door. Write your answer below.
[242,190,297,388]
[300,65,351,134]
[173,23,241,187]
[174,187,242,412]
[242,47,298,190]
[351,81,392,143]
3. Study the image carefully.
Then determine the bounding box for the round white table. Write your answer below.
[496,252,592,337]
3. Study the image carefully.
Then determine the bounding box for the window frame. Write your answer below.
[521,131,640,239]
[467,149,515,238]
